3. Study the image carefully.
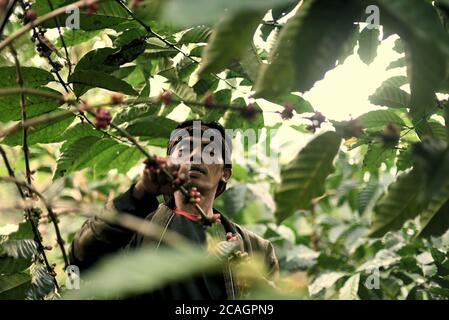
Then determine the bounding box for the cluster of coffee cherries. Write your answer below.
[382,122,401,148]
[240,102,258,121]
[278,103,294,120]
[306,111,326,133]
[94,108,112,129]
[159,91,173,105]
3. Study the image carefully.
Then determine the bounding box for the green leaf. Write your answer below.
[223,99,264,132]
[275,94,314,114]
[386,57,406,70]
[377,0,449,120]
[178,26,212,44]
[376,0,449,56]
[309,271,346,296]
[2,113,75,146]
[418,182,449,237]
[0,88,63,123]
[397,148,415,172]
[198,11,264,76]
[54,135,142,179]
[357,179,378,215]
[254,0,363,98]
[162,0,294,27]
[357,27,380,65]
[56,29,102,47]
[69,70,138,96]
[369,86,410,109]
[0,66,54,88]
[357,110,405,129]
[339,273,360,300]
[369,167,426,237]
[34,0,133,31]
[275,132,341,223]
[27,262,55,300]
[363,144,396,174]
[0,273,31,300]
[122,116,178,139]
[64,246,222,299]
[54,136,101,178]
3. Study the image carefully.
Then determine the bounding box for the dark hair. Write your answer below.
[166,120,232,197]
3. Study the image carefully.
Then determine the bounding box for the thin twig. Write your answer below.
[0,146,59,289]
[0,176,69,267]
[0,0,97,52]
[0,0,18,38]
[114,0,239,90]
[45,0,72,77]
[9,44,32,186]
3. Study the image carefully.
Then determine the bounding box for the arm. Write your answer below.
[68,182,159,270]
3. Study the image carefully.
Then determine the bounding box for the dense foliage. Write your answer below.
[1,0,449,300]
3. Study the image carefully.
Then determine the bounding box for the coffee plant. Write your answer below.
[1,0,449,300]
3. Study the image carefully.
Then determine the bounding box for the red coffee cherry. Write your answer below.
[94,108,112,129]
[159,91,173,105]
[111,93,124,104]
[240,103,258,121]
[144,156,167,172]
[24,10,37,23]
[279,103,294,120]
[86,2,99,17]
[203,91,215,108]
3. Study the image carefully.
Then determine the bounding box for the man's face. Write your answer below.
[168,128,231,194]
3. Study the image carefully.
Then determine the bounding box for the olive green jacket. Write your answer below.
[69,184,279,299]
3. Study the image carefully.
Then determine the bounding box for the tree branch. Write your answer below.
[0,0,97,52]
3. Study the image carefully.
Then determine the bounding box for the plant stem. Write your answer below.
[0,146,59,289]
[0,0,98,52]
[0,176,69,268]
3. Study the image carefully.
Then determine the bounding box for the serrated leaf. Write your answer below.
[275,132,341,223]
[122,116,178,139]
[69,70,138,97]
[2,113,75,146]
[357,110,405,128]
[64,246,222,299]
[254,0,363,98]
[419,183,449,238]
[0,66,54,88]
[27,262,55,300]
[0,88,62,123]
[358,27,380,65]
[357,179,378,215]
[369,86,410,109]
[0,273,31,299]
[178,26,212,44]
[369,167,426,237]
[34,0,133,31]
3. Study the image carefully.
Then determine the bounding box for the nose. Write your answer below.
[189,143,202,164]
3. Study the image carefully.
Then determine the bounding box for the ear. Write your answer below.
[221,167,232,183]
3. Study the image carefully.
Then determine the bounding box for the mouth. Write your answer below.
[188,165,207,176]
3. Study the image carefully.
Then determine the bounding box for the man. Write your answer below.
[69,120,279,299]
